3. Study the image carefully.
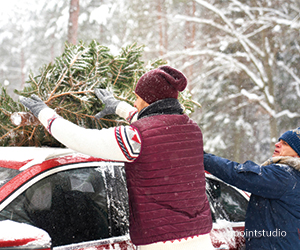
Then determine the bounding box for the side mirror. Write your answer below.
[0,220,51,249]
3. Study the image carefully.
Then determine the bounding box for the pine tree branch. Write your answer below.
[0,126,22,141]
[45,89,93,104]
[113,64,123,86]
[29,127,37,140]
[48,67,69,101]
[58,106,119,124]
[0,107,11,116]
[29,74,39,89]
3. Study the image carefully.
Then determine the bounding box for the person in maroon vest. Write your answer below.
[20,66,213,250]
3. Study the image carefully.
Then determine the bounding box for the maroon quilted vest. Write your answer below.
[125,113,212,246]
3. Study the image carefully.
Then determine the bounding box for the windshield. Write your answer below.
[0,167,19,188]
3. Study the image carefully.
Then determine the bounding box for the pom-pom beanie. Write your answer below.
[279,127,300,156]
[135,66,187,104]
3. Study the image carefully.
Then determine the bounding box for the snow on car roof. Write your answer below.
[0,147,73,162]
[0,147,76,170]
[0,220,51,247]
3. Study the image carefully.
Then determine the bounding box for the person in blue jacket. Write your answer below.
[204,127,300,250]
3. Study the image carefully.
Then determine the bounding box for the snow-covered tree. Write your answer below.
[0,42,175,146]
[163,0,300,162]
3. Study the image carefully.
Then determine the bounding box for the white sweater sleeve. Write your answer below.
[115,101,138,123]
[38,108,141,162]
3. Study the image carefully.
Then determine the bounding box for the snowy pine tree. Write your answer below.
[0,41,196,147]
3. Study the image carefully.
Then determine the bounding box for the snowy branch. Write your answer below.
[274,110,300,119]
[194,0,267,87]
[240,88,275,117]
[262,16,300,29]
[277,61,300,97]
[173,15,232,34]
[240,88,300,119]
[164,48,266,92]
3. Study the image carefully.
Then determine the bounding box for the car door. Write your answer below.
[206,175,249,250]
[0,162,134,249]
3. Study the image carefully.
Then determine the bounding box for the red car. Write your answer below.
[0,147,249,250]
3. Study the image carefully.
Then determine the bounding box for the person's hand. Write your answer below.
[19,94,48,118]
[94,88,120,119]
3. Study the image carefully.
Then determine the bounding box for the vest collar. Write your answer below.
[138,98,183,120]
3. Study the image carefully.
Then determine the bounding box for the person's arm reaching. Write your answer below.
[204,153,297,199]
[19,95,141,162]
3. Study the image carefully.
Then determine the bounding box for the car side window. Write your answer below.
[206,177,248,222]
[0,167,110,247]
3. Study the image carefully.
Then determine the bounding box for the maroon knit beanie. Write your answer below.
[135,66,187,104]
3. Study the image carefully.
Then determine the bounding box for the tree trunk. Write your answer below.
[269,116,278,154]
[157,0,164,56]
[261,29,278,154]
[233,81,243,162]
[11,112,40,126]
[185,1,196,84]
[67,0,80,45]
[21,48,25,89]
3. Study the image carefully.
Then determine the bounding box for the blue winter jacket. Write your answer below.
[204,153,300,250]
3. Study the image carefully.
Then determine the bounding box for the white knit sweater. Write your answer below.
[37,102,140,162]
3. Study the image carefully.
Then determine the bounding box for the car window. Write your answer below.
[0,165,128,247]
[0,167,19,188]
[102,165,129,237]
[206,177,248,222]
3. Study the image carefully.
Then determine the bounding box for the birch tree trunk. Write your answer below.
[185,1,196,85]
[157,0,164,56]
[67,0,80,45]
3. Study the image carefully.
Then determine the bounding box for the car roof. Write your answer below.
[0,147,86,170]
[0,147,121,206]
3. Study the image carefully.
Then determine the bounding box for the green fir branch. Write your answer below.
[0,41,197,147]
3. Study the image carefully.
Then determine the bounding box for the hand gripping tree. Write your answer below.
[0,41,197,147]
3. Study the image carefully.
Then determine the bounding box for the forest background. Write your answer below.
[0,0,300,163]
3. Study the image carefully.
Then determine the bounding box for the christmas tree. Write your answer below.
[0,41,198,147]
